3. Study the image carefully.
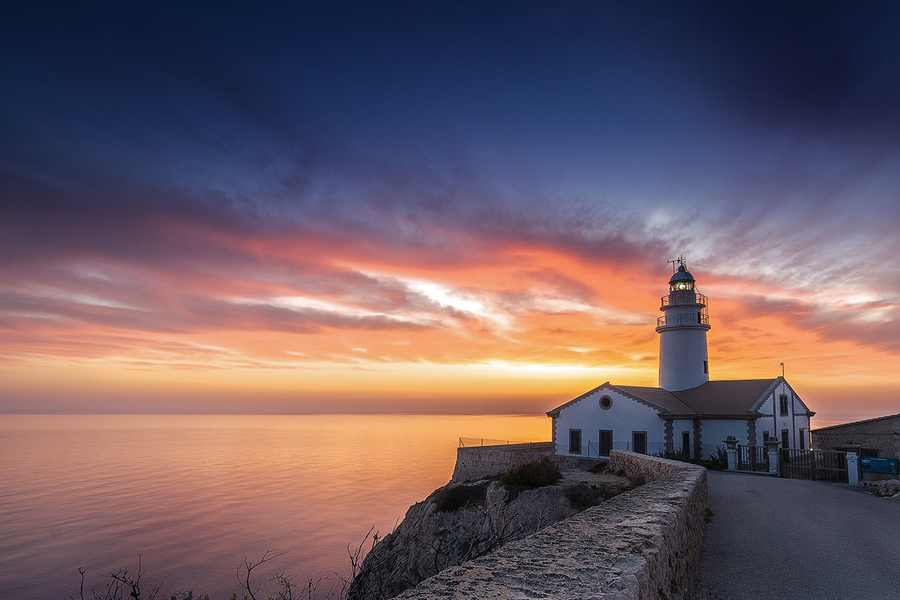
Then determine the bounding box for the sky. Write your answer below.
[1,1,899,424]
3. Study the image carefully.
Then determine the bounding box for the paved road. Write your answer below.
[697,470,900,600]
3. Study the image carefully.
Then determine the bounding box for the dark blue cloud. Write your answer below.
[2,0,899,289]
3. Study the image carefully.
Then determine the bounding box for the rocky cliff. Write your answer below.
[347,463,635,600]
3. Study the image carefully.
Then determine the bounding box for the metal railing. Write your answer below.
[657,313,709,327]
[458,437,543,448]
[558,440,669,458]
[780,448,848,482]
[661,291,707,307]
[737,445,770,473]
[556,441,725,462]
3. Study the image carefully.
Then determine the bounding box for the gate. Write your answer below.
[737,445,769,473]
[780,448,848,482]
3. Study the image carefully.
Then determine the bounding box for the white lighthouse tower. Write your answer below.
[657,257,710,391]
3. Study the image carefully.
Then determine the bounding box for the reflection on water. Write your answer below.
[0,414,548,600]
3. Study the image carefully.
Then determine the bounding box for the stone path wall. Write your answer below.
[452,442,604,482]
[451,442,554,482]
[399,451,708,600]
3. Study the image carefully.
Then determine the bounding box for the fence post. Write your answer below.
[765,438,781,476]
[845,445,861,485]
[724,436,738,471]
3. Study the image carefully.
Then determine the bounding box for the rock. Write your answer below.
[862,478,900,497]
[346,468,633,600]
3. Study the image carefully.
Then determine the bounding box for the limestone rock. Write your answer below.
[862,478,900,497]
[347,469,632,600]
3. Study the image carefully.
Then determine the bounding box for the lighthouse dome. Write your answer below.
[669,264,695,285]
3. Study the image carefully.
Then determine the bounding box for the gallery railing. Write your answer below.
[660,291,708,307]
[657,313,710,327]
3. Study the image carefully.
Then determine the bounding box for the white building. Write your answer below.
[547,259,815,460]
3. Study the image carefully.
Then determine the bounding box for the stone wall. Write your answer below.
[813,415,900,459]
[400,451,708,600]
[607,449,694,481]
[451,442,605,482]
[451,442,552,482]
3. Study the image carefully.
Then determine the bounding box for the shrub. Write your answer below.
[588,461,608,474]
[500,458,561,488]
[698,446,728,470]
[565,482,606,510]
[433,482,490,513]
[652,449,692,462]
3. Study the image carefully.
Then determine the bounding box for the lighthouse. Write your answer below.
[656,257,710,391]
[547,256,816,461]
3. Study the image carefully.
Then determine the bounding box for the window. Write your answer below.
[599,395,612,410]
[599,430,613,457]
[763,431,770,442]
[569,429,582,455]
[779,394,789,416]
[799,428,806,450]
[632,431,647,454]
[703,360,708,375]
[781,429,790,450]
[682,431,691,457]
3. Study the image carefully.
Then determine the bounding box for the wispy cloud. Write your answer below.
[2,2,899,416]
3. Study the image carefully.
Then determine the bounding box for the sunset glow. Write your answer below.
[2,3,899,426]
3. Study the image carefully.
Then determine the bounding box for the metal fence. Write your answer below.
[780,448,848,482]
[737,445,770,473]
[557,441,709,459]
[458,437,541,448]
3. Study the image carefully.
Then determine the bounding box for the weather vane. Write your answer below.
[667,255,686,272]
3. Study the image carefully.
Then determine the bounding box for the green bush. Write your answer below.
[433,482,490,513]
[500,458,561,488]
[698,446,728,470]
[588,461,609,474]
[564,482,609,510]
[652,449,692,462]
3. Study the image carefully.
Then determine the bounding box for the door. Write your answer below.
[632,431,647,454]
[569,429,582,454]
[599,430,613,457]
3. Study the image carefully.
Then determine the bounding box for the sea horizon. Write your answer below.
[0,410,867,429]
[0,413,550,600]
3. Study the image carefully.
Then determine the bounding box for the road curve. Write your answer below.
[697,470,900,600]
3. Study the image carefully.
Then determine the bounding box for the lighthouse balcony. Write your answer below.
[657,313,709,327]
[660,291,707,308]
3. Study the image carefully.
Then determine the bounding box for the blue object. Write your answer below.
[859,457,899,475]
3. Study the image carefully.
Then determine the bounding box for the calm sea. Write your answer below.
[0,414,549,600]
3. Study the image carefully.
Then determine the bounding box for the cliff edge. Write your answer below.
[347,461,635,600]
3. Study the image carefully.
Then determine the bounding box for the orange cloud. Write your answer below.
[1,214,897,426]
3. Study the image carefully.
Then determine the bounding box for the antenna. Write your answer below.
[667,255,686,272]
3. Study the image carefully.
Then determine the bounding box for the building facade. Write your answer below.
[812,414,900,458]
[548,259,815,459]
